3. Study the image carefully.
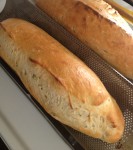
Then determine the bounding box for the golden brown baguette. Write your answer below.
[36,0,133,79]
[0,18,124,143]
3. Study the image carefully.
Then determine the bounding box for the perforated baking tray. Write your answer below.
[0,0,133,149]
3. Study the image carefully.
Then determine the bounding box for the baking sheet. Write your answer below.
[0,0,133,150]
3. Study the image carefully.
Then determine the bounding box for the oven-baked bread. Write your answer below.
[36,0,133,79]
[0,18,124,143]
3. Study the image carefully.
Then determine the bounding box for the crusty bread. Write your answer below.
[36,0,133,79]
[0,18,124,143]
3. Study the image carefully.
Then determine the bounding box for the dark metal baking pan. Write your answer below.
[0,0,133,149]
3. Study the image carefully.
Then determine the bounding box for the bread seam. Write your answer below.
[29,57,73,109]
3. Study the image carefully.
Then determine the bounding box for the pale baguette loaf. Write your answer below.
[36,0,133,79]
[0,18,124,143]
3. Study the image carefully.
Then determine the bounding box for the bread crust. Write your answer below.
[0,18,124,143]
[36,0,133,79]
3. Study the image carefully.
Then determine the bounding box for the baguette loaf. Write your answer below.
[0,18,124,143]
[36,0,133,79]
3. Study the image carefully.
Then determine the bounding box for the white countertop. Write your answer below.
[0,0,6,13]
[0,66,71,150]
